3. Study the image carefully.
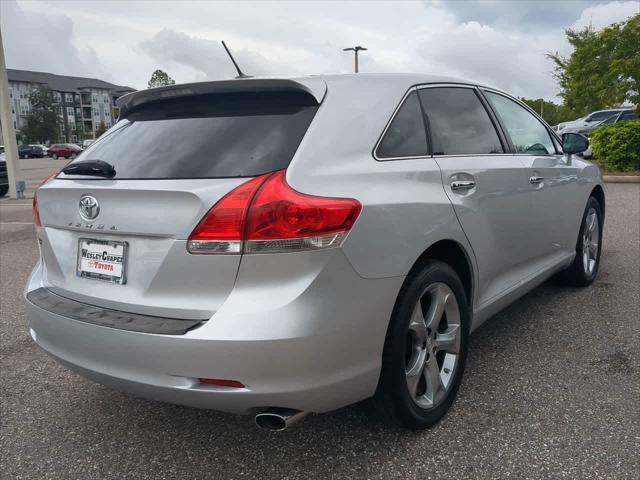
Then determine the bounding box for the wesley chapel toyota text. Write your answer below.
[25,74,603,430]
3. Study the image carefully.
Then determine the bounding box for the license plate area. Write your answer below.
[77,238,128,284]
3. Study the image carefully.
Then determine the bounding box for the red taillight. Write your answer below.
[198,378,245,389]
[187,170,362,254]
[187,173,271,254]
[33,174,57,227]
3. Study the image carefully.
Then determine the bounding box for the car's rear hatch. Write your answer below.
[35,79,324,320]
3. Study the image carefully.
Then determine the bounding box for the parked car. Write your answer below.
[0,152,8,197]
[25,75,603,431]
[18,144,44,159]
[555,108,627,134]
[48,143,82,159]
[82,139,95,149]
[576,109,638,159]
[38,144,49,156]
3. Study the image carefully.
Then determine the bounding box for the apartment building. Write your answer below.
[7,69,135,143]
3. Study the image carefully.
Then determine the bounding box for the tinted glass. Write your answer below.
[589,111,619,122]
[376,91,428,158]
[66,92,317,179]
[600,115,618,125]
[418,88,503,155]
[619,111,638,121]
[485,91,555,155]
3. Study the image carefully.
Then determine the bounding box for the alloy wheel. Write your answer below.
[405,282,461,409]
[582,207,600,275]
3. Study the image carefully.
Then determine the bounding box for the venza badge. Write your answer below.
[79,195,100,221]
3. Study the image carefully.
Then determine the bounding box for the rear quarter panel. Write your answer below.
[289,157,473,281]
[285,76,476,294]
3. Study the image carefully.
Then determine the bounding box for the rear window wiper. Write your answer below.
[62,160,116,178]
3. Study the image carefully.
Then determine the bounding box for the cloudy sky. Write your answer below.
[1,0,638,100]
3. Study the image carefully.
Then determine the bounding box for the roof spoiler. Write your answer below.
[116,78,327,118]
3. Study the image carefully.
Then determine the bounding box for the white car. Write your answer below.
[556,108,627,135]
[31,144,49,156]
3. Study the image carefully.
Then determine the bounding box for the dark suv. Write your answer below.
[18,144,44,159]
[0,149,8,197]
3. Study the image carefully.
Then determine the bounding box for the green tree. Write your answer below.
[94,121,107,138]
[147,69,176,88]
[520,97,575,126]
[548,14,640,116]
[21,86,60,143]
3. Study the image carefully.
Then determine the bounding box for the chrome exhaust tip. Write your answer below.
[254,408,309,431]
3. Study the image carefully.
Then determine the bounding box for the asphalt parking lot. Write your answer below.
[1,159,638,479]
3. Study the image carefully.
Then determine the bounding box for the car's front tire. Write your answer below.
[0,185,8,197]
[374,260,470,429]
[558,196,603,286]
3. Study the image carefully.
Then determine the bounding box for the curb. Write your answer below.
[603,176,640,183]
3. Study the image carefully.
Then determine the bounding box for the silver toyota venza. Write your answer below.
[25,74,603,430]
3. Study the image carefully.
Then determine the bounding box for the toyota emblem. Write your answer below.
[79,195,100,221]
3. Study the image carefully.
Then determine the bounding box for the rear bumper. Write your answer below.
[25,250,403,414]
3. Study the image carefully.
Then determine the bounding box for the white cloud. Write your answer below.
[1,0,638,99]
[572,0,639,29]
[0,0,111,81]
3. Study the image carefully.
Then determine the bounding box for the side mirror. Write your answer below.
[562,132,589,155]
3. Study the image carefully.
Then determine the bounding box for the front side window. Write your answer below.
[485,91,555,155]
[376,91,428,159]
[418,87,503,155]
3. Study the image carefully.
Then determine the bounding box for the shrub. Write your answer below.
[590,120,640,171]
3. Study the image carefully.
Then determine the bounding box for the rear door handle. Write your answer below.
[451,180,476,191]
[529,176,544,184]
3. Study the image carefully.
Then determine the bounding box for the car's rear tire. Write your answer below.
[52,154,58,160]
[374,260,470,429]
[557,196,603,287]
[0,185,8,197]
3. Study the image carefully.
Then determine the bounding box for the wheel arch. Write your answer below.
[590,185,605,219]
[407,239,475,309]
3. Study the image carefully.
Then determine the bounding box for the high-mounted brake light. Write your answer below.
[187,170,361,254]
[33,173,57,227]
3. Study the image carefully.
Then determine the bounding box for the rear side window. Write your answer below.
[588,111,619,122]
[67,92,318,179]
[619,111,638,122]
[485,91,555,155]
[418,87,504,155]
[376,91,428,159]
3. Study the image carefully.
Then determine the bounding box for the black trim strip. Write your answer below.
[26,288,206,335]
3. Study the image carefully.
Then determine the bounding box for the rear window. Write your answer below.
[66,92,318,179]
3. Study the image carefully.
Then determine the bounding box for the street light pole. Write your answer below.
[0,27,22,199]
[343,46,368,73]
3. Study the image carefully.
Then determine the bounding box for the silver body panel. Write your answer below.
[25,74,603,414]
